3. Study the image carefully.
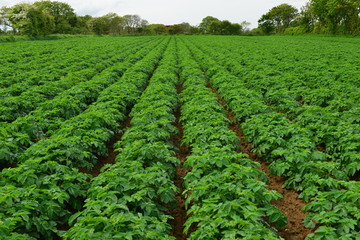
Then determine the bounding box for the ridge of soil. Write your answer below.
[208,83,314,240]
[79,116,131,177]
[54,116,132,240]
[167,83,192,240]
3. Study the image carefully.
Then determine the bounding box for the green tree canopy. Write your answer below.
[33,0,76,33]
[199,16,220,34]
[87,13,125,35]
[124,14,142,34]
[169,22,192,34]
[6,3,54,36]
[146,24,167,34]
[259,4,298,33]
[74,15,92,34]
[258,13,275,34]
[199,16,242,35]
[311,0,360,34]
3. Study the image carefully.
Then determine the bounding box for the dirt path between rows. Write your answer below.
[79,116,131,177]
[208,83,313,240]
[167,83,193,240]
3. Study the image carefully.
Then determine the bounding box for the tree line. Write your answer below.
[0,1,152,36]
[0,1,247,36]
[1,0,359,36]
[258,0,360,35]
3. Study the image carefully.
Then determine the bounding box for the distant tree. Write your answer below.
[124,14,141,34]
[258,4,298,34]
[240,21,251,33]
[141,19,149,27]
[199,16,242,35]
[104,13,126,35]
[190,25,200,34]
[88,16,109,35]
[258,13,275,34]
[310,0,360,34]
[138,19,149,34]
[74,15,92,34]
[0,7,12,32]
[179,22,192,34]
[342,0,360,34]
[88,13,141,35]
[7,3,54,36]
[169,22,191,34]
[87,14,148,35]
[218,20,242,35]
[268,4,299,33]
[229,21,242,35]
[147,24,167,34]
[250,27,262,35]
[33,1,76,34]
[298,2,316,33]
[199,16,220,34]
[168,24,181,34]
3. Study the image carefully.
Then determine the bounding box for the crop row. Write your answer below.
[177,38,286,239]
[64,37,179,240]
[0,38,123,92]
[0,39,76,85]
[186,37,359,179]
[65,36,287,240]
[0,37,149,90]
[0,38,167,239]
[0,37,158,122]
[0,38,161,167]
[195,36,359,105]
[186,36,360,178]
[187,36,359,124]
[1,35,359,239]
[181,36,360,240]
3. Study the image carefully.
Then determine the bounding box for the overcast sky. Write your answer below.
[1,0,308,27]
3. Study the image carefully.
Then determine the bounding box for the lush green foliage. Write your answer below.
[65,38,178,239]
[258,1,360,35]
[0,37,159,166]
[258,4,298,34]
[182,35,360,240]
[1,35,359,239]
[199,16,242,35]
[0,37,152,121]
[0,36,167,238]
[177,38,285,239]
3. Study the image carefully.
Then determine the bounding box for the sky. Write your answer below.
[1,0,309,28]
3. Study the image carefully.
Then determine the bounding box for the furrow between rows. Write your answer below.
[0,38,161,169]
[207,83,313,240]
[0,38,169,239]
[177,36,284,240]
[180,36,360,240]
[64,37,178,239]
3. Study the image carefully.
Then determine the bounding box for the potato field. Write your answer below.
[0,35,359,240]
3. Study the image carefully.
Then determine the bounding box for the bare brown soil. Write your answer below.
[49,116,133,240]
[78,116,131,177]
[351,171,360,181]
[316,144,326,152]
[166,83,194,240]
[83,65,156,177]
[297,99,304,106]
[52,56,162,240]
[0,162,17,172]
[256,159,314,240]
[208,83,313,240]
